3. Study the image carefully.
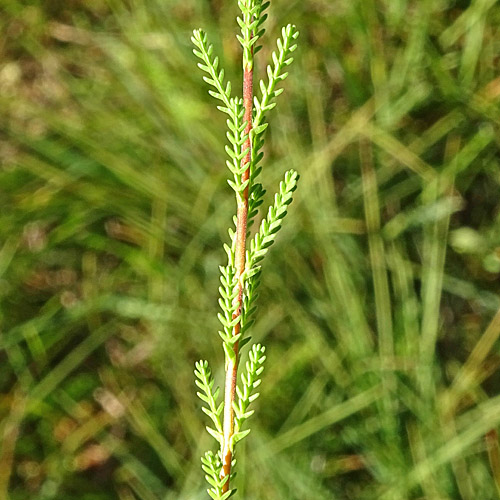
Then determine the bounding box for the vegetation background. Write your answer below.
[1,0,500,499]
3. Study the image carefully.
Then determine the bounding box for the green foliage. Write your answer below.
[253,24,299,128]
[236,0,269,68]
[217,265,241,364]
[194,361,223,445]
[248,24,299,225]
[247,169,299,270]
[223,101,249,196]
[201,451,233,500]
[232,344,267,449]
[192,1,299,497]
[2,1,500,499]
[240,169,299,339]
[191,29,233,114]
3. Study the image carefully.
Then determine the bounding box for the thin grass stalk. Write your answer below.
[486,430,500,498]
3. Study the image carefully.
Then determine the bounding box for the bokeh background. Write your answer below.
[2,1,500,499]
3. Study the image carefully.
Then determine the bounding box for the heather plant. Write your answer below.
[191,1,299,497]
[4,2,500,500]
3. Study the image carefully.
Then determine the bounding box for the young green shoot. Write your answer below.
[192,1,299,497]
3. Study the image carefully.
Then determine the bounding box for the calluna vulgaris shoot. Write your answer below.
[192,1,299,497]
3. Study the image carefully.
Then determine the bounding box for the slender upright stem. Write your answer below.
[192,6,299,498]
[221,64,253,492]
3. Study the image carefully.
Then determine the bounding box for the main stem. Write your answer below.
[221,64,253,492]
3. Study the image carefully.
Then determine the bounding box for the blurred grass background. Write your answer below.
[2,0,500,498]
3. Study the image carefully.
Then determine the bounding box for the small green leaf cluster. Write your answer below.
[232,344,266,449]
[236,0,269,68]
[233,167,299,356]
[201,451,234,500]
[247,169,299,270]
[250,24,299,190]
[254,24,299,128]
[191,29,232,113]
[191,30,251,201]
[194,348,266,499]
[217,265,245,365]
[194,360,223,445]
[237,170,299,340]
[247,24,299,232]
[224,100,250,198]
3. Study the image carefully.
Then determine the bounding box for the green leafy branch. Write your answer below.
[248,182,265,231]
[241,170,299,344]
[232,344,266,449]
[241,169,299,331]
[224,99,250,196]
[194,360,224,445]
[217,265,241,365]
[252,1,270,55]
[191,29,233,116]
[254,24,299,129]
[201,451,234,500]
[247,168,299,270]
[192,1,298,496]
[223,216,238,267]
[248,24,299,225]
[236,0,269,68]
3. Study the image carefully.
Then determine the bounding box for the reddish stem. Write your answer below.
[220,64,253,493]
